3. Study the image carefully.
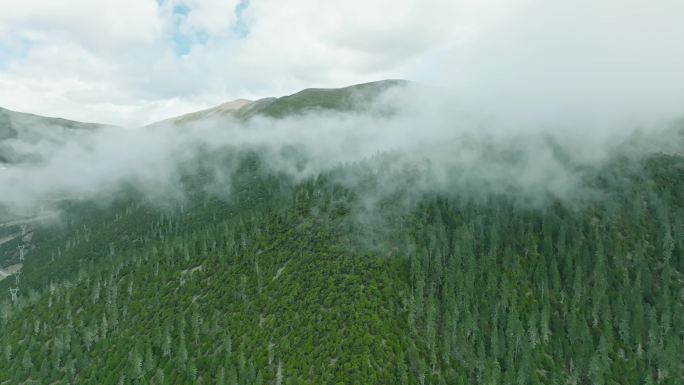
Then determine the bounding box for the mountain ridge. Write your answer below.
[147,79,410,127]
[0,79,411,131]
[0,106,110,164]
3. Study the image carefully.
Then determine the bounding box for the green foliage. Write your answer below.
[237,79,408,119]
[0,150,683,384]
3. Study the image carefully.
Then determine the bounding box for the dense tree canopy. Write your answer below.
[0,148,682,384]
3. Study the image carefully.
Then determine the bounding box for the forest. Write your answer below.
[0,141,682,385]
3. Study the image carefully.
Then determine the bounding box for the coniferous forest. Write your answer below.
[1,0,684,383]
[1,138,683,384]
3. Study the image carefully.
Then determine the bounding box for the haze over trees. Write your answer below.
[0,81,683,384]
[0,0,683,382]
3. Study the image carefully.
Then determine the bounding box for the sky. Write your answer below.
[0,0,493,126]
[0,0,682,126]
[1,0,684,211]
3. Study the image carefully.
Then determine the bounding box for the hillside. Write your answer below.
[149,100,254,127]
[0,82,683,385]
[0,107,107,164]
[149,79,409,127]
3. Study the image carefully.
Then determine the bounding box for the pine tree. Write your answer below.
[21,349,33,372]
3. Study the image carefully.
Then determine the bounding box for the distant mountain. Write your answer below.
[149,79,409,127]
[240,79,409,119]
[0,106,107,164]
[0,79,410,140]
[150,99,254,127]
[0,106,104,137]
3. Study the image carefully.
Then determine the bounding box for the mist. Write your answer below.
[1,0,683,213]
[0,84,681,213]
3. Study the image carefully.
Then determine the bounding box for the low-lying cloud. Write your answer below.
[1,0,683,213]
[0,80,681,214]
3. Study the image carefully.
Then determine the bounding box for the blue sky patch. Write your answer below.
[232,0,251,38]
[173,2,190,16]
[172,29,209,56]
[170,2,208,56]
[169,0,251,55]
[0,40,30,70]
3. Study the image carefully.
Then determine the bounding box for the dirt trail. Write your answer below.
[0,232,21,247]
[0,212,58,227]
[0,263,22,281]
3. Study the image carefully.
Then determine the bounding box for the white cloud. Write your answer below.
[0,0,491,125]
[0,0,682,127]
[180,0,241,36]
[429,0,684,134]
[0,0,162,49]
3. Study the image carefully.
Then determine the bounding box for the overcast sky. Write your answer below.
[0,0,682,126]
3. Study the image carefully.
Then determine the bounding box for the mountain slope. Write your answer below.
[0,82,682,385]
[236,79,408,119]
[0,150,682,385]
[149,99,254,127]
[0,106,107,164]
[149,79,409,127]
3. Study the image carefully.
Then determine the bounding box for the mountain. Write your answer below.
[0,106,107,164]
[150,99,254,127]
[0,106,103,135]
[0,81,683,385]
[149,79,409,127]
[238,79,408,119]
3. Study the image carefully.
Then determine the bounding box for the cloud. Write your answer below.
[0,0,490,126]
[420,0,684,130]
[0,0,162,49]
[0,0,681,133]
[1,80,681,215]
[0,0,682,212]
